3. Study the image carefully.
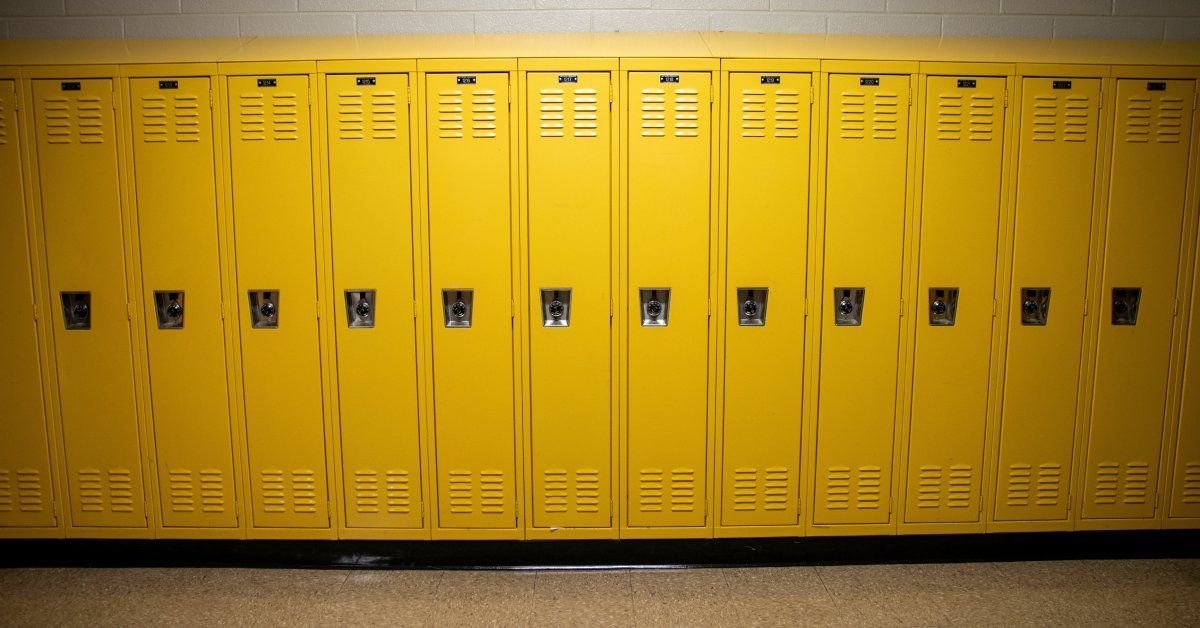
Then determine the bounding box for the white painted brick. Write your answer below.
[1115,0,1200,17]
[418,0,531,9]
[476,9,589,31]
[1,1,67,16]
[355,9,472,32]
[1053,15,1164,37]
[239,11,357,35]
[828,12,942,34]
[182,0,297,13]
[1164,16,1200,38]
[593,8,709,30]
[654,0,765,9]
[67,0,179,15]
[300,0,414,11]
[887,0,999,14]
[8,15,124,37]
[1000,0,1113,16]
[773,0,885,12]
[536,0,647,8]
[942,14,1052,36]
[124,13,238,36]
[712,9,825,32]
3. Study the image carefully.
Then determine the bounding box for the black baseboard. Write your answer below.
[1,530,1197,570]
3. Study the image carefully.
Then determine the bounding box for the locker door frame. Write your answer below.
[618,57,720,540]
[118,63,245,540]
[1085,65,1200,532]
[416,58,525,541]
[216,60,339,540]
[713,58,819,539]
[984,63,1113,533]
[518,57,621,541]
[19,64,155,539]
[315,59,431,541]
[0,66,64,539]
[895,62,1017,536]
[806,60,920,537]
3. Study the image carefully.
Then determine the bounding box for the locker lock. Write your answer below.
[248,290,280,329]
[260,301,275,318]
[61,292,91,330]
[737,287,768,326]
[442,289,474,328]
[344,290,376,328]
[1019,288,1050,326]
[1111,287,1141,326]
[833,288,865,326]
[928,287,959,327]
[540,288,571,327]
[154,290,186,330]
[639,288,671,327]
[647,300,663,317]
[167,301,183,318]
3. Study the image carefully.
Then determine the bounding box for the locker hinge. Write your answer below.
[1003,90,1009,108]
[219,301,224,320]
[327,502,332,524]
[1098,90,1103,109]
[316,300,321,320]
[907,88,912,107]
[112,90,117,110]
[992,298,997,317]
[1066,493,1072,510]
[1173,298,1179,317]
[1193,90,1198,110]
[209,90,214,109]
[127,301,133,321]
[32,303,39,322]
[609,83,614,104]
[899,298,904,316]
[803,297,809,318]
[707,299,712,317]
[419,501,424,519]
[407,85,412,104]
[1154,493,1160,510]
[413,300,418,318]
[511,300,515,319]
[710,83,714,103]
[609,299,614,319]
[809,89,814,105]
[1083,299,1088,317]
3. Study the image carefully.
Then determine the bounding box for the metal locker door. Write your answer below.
[0,79,56,528]
[227,75,328,529]
[814,73,910,525]
[32,78,146,528]
[425,72,517,529]
[627,71,711,529]
[1083,79,1195,521]
[904,76,1006,523]
[526,71,613,530]
[995,77,1101,522]
[130,77,237,529]
[326,73,422,530]
[721,71,810,528]
[1172,273,1200,520]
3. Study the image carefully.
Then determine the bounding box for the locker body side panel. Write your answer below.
[721,71,810,528]
[994,77,1101,523]
[425,72,518,530]
[1172,241,1200,520]
[33,78,147,528]
[0,79,56,529]
[814,73,910,525]
[626,71,712,529]
[326,73,424,530]
[130,76,237,529]
[904,75,1006,524]
[227,74,329,529]
[526,71,613,530]
[1083,78,1195,521]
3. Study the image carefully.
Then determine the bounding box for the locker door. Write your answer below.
[33,79,145,528]
[904,76,1006,523]
[1083,79,1195,520]
[425,72,516,529]
[227,75,328,529]
[526,71,612,529]
[1172,269,1200,519]
[814,73,910,525]
[995,77,1101,522]
[326,73,422,529]
[130,77,236,529]
[721,71,810,527]
[627,71,711,529]
[0,79,55,528]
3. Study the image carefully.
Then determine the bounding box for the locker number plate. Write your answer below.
[158,80,179,90]
[457,75,476,85]
[356,77,376,86]
[860,77,879,86]
[660,75,680,84]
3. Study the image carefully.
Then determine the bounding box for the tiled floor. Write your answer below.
[1,559,1197,627]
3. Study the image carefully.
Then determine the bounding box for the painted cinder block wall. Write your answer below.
[0,0,1198,41]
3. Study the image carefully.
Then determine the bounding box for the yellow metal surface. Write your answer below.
[625,70,713,531]
[994,76,1102,524]
[32,77,147,529]
[227,73,329,529]
[813,72,911,526]
[720,71,811,528]
[128,76,238,530]
[0,79,56,529]
[325,72,424,530]
[903,75,1007,524]
[424,70,518,531]
[1172,230,1200,522]
[1083,78,1195,521]
[525,70,614,531]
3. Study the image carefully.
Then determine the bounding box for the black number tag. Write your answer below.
[158,80,179,90]
[1052,80,1072,90]
[61,81,81,91]
[457,75,476,85]
[356,77,376,86]
[957,79,977,88]
[1148,81,1166,91]
[558,75,578,84]
[761,75,781,85]
[660,74,680,84]
[257,78,276,88]
[860,77,880,86]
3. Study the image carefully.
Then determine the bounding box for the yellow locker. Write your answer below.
[425,72,517,529]
[1172,246,1200,520]
[33,78,146,528]
[526,71,613,530]
[326,73,423,530]
[227,74,328,529]
[995,77,1101,523]
[721,71,810,528]
[814,73,910,525]
[904,76,1007,523]
[1083,79,1195,521]
[130,76,237,529]
[627,70,712,529]
[0,79,56,528]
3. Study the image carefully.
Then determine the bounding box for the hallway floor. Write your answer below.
[1,559,1197,627]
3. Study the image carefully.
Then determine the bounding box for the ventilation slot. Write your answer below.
[260,468,317,515]
[826,465,883,510]
[1155,96,1184,143]
[76,95,104,144]
[0,470,9,512]
[872,92,899,139]
[168,468,226,514]
[76,467,134,514]
[0,94,11,145]
[572,88,599,138]
[337,91,365,140]
[641,86,701,138]
[935,93,963,140]
[353,469,411,515]
[640,88,666,137]
[839,91,866,139]
[447,469,506,516]
[437,89,464,139]
[1094,461,1151,506]
[917,464,974,509]
[239,93,265,141]
[543,468,601,515]
[1029,93,1092,143]
[968,93,995,141]
[732,466,790,512]
[740,88,802,140]
[1062,95,1090,142]
[271,93,299,141]
[470,89,497,139]
[41,97,74,145]
[141,92,202,143]
[1184,462,1200,504]
[638,468,664,512]
[538,88,565,138]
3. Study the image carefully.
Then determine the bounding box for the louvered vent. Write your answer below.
[639,87,701,138]
[538,87,601,138]
[1184,462,1200,504]
[40,93,106,145]
[77,468,134,513]
[914,464,974,509]
[738,87,802,139]
[1005,462,1062,507]
[542,468,602,514]
[167,468,226,514]
[0,93,9,146]
[0,469,43,514]
[447,468,507,515]
[935,92,996,142]
[336,88,399,141]
[239,91,300,142]
[1031,93,1091,143]
[1122,92,1185,144]
[826,465,883,510]
[260,468,318,514]
[353,469,411,515]
[139,92,202,143]
[638,467,697,513]
[1093,461,1150,506]
[731,466,790,512]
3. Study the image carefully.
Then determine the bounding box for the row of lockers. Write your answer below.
[1,60,1198,540]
